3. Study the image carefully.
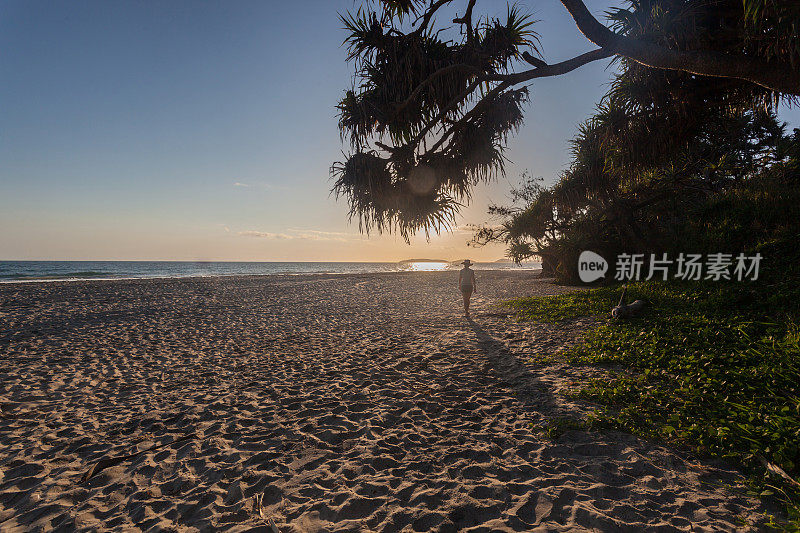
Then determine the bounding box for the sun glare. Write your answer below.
[408,261,450,271]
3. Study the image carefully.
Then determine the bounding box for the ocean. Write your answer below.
[0,261,541,283]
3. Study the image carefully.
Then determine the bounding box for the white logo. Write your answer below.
[578,250,608,283]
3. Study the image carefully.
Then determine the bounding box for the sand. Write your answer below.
[0,271,769,531]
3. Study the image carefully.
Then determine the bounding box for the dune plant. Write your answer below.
[506,241,800,528]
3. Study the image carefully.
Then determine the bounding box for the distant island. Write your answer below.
[398,258,449,264]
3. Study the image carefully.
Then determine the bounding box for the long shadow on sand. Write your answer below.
[467,316,557,415]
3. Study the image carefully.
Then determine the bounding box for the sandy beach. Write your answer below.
[0,271,768,531]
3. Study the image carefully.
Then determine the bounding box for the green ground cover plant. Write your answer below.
[506,243,800,528]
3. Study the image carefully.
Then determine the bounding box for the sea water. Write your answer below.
[0,261,541,282]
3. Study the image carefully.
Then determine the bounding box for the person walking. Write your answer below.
[459,259,476,317]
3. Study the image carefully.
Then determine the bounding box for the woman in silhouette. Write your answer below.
[458,259,476,317]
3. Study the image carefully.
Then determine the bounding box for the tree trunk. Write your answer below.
[539,254,557,277]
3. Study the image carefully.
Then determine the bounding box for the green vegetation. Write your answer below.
[506,244,800,527]
[525,353,561,367]
[541,417,589,440]
[506,289,614,323]
[334,0,799,243]
[463,2,800,283]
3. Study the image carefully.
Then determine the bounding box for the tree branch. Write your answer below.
[558,0,800,96]
[489,48,613,83]
[521,51,548,69]
[388,63,482,125]
[427,79,517,154]
[452,0,477,41]
[415,0,453,33]
[409,77,484,148]
[400,49,613,158]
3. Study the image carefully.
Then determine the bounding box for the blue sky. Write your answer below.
[2,0,798,261]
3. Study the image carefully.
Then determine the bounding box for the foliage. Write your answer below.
[470,0,800,279]
[506,242,800,527]
[335,0,800,242]
[741,0,800,72]
[608,0,800,110]
[478,113,799,280]
[541,417,588,439]
[505,284,614,322]
[333,2,537,240]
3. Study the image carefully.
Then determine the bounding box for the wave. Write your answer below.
[0,270,115,280]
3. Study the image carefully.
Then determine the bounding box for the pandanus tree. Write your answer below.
[332,2,537,240]
[333,0,800,242]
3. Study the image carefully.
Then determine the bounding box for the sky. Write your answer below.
[2,0,798,262]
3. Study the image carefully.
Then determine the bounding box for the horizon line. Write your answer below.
[0,259,535,263]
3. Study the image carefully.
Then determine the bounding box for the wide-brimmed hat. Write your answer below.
[461,259,473,266]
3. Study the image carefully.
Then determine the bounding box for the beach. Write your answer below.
[0,271,767,531]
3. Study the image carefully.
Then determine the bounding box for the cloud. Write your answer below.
[237,228,365,242]
[238,230,292,239]
[456,224,503,233]
[286,228,360,242]
[233,181,287,190]
[454,224,477,234]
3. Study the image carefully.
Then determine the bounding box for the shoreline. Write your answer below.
[0,267,543,285]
